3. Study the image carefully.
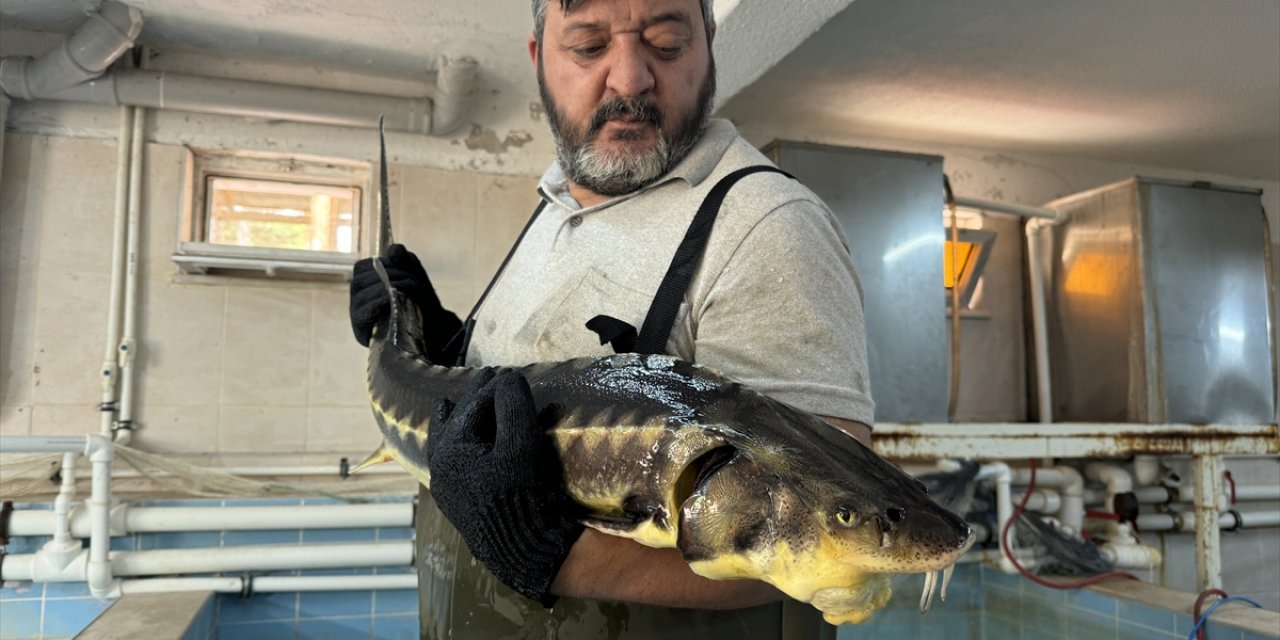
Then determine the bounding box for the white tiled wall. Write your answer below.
[0,133,538,456]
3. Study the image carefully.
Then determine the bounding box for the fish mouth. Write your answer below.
[914,531,975,614]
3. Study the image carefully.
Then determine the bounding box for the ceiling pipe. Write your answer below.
[0,1,143,100]
[430,56,477,135]
[0,5,477,136]
[36,69,435,134]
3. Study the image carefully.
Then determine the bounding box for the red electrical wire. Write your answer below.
[1000,459,1141,589]
[1223,470,1237,505]
[1193,588,1229,640]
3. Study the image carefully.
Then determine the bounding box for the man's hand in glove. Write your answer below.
[349,243,464,361]
[426,368,584,608]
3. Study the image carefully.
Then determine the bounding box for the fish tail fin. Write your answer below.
[349,443,397,475]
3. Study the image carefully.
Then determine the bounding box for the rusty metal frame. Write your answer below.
[871,422,1280,592]
[872,422,1279,461]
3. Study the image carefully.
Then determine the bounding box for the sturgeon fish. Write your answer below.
[355,125,973,625]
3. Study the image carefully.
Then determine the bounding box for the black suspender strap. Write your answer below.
[629,165,792,355]
[445,199,548,365]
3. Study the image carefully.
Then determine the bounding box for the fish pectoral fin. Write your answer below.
[349,443,396,475]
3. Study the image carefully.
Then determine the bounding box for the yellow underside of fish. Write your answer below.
[686,520,893,625]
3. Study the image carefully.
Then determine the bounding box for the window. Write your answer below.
[943,207,995,310]
[176,149,372,280]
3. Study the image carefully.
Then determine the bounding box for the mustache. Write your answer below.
[588,97,664,137]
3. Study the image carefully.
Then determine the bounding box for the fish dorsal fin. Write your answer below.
[377,115,393,256]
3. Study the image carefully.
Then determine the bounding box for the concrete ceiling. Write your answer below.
[2,0,1277,180]
[720,0,1280,180]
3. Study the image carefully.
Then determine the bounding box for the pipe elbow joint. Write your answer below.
[1052,465,1084,496]
[979,461,1011,482]
[429,55,478,136]
[1086,462,1133,494]
[87,560,117,599]
[86,434,114,463]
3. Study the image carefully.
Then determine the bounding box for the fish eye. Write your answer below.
[835,506,856,527]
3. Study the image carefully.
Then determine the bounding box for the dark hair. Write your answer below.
[531,0,716,45]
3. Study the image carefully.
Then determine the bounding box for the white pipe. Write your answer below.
[979,462,1018,574]
[950,196,1060,221]
[1,542,413,581]
[1133,455,1161,486]
[1101,485,1180,505]
[87,435,115,598]
[120,574,417,595]
[1238,511,1280,527]
[429,56,477,135]
[1085,484,1279,508]
[0,435,93,453]
[8,503,413,537]
[0,1,143,99]
[1016,489,1061,514]
[113,106,144,444]
[1026,219,1056,423]
[1054,466,1084,536]
[113,542,412,576]
[1135,510,1280,532]
[1011,466,1084,535]
[107,464,407,478]
[1100,541,1162,569]
[949,195,1063,425]
[41,69,433,134]
[100,106,133,438]
[41,453,81,569]
[1085,463,1133,536]
[1192,455,1224,591]
[1233,485,1280,502]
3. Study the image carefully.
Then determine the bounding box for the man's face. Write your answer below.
[531,0,716,197]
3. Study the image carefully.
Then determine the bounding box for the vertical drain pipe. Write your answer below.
[100,106,134,438]
[1025,218,1056,423]
[113,107,145,444]
[87,434,116,597]
[949,196,1062,423]
[42,453,82,568]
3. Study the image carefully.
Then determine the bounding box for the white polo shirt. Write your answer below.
[466,119,874,425]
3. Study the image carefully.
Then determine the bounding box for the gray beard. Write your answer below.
[563,129,673,197]
[539,62,716,197]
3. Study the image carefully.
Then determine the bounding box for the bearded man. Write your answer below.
[349,0,874,637]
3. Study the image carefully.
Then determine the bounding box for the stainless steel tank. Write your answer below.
[1040,177,1276,423]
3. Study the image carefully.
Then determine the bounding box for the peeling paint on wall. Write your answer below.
[462,125,533,154]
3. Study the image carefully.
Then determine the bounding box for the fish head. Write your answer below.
[678,397,972,624]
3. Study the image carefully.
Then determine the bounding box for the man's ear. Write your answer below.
[528,34,539,72]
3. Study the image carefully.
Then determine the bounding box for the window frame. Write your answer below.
[176,148,374,280]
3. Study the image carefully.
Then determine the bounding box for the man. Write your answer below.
[350,0,874,636]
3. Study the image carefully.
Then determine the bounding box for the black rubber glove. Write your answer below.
[426,369,584,608]
[349,244,463,361]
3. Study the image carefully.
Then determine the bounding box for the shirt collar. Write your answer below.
[537,118,739,213]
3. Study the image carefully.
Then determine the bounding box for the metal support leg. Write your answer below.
[1192,455,1224,591]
